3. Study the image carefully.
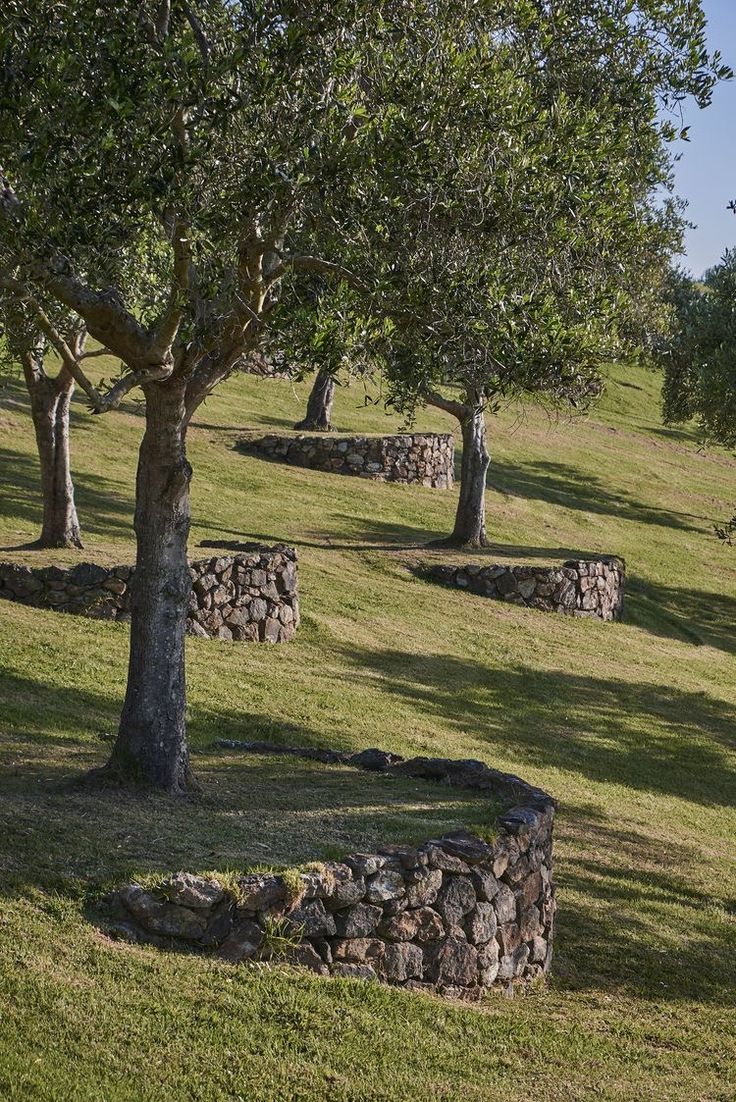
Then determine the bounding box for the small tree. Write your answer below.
[0,1,723,788]
[0,298,97,548]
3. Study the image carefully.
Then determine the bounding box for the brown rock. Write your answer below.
[332,938,385,966]
[237,874,286,913]
[379,907,444,943]
[405,868,442,908]
[498,923,522,955]
[218,920,265,962]
[424,937,479,987]
[382,943,423,984]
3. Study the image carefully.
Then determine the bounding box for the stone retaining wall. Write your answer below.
[105,743,556,1001]
[0,548,299,642]
[238,432,455,489]
[427,556,625,621]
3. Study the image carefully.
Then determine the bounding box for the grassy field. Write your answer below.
[0,362,735,1101]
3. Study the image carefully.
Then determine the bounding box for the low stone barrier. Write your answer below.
[426,556,625,621]
[238,432,455,489]
[104,743,556,1001]
[0,548,299,642]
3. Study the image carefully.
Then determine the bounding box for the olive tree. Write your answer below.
[0,1,724,788]
[379,2,728,547]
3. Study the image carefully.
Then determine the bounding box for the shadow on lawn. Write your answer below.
[335,645,736,809]
[1,665,735,1003]
[488,458,708,534]
[554,804,736,1003]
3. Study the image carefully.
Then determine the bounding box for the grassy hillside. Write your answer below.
[0,362,735,1101]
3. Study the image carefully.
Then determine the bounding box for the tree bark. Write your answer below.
[451,402,490,547]
[294,367,335,431]
[427,389,490,548]
[25,364,83,549]
[104,379,195,792]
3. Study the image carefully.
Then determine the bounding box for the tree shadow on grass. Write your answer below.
[488,457,707,534]
[1,665,735,1003]
[625,574,736,655]
[554,804,736,1003]
[333,645,736,809]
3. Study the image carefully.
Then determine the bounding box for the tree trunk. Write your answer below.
[104,379,195,792]
[451,403,490,547]
[27,368,83,549]
[294,367,335,431]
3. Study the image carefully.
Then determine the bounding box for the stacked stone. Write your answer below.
[427,556,625,621]
[0,548,299,643]
[107,745,556,1001]
[238,432,455,489]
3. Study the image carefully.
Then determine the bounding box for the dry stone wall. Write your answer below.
[238,432,455,489]
[0,548,299,642]
[427,556,625,621]
[104,743,556,1001]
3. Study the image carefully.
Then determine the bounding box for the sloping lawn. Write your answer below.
[0,362,734,1101]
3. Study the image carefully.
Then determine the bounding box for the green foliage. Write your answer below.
[0,1,726,414]
[661,256,736,449]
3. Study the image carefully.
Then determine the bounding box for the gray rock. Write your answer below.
[237,874,286,913]
[494,883,517,925]
[470,868,500,902]
[434,876,476,926]
[465,902,497,946]
[334,902,383,938]
[365,869,406,904]
[162,872,224,910]
[382,942,424,983]
[435,831,494,865]
[285,899,336,938]
[330,963,377,982]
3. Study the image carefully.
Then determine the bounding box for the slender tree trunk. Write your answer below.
[426,389,490,548]
[104,379,195,792]
[451,403,490,547]
[294,367,335,431]
[26,366,83,549]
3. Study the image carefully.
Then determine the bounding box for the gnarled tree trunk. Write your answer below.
[24,359,83,549]
[427,388,490,548]
[294,367,335,431]
[105,379,194,793]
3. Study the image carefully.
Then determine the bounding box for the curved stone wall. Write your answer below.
[0,548,299,642]
[427,556,625,621]
[104,743,556,1001]
[238,432,455,489]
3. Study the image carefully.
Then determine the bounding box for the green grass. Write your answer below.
[0,363,735,1101]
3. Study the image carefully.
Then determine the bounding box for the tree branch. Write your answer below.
[149,214,191,361]
[0,274,104,408]
[425,389,470,421]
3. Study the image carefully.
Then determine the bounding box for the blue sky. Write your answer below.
[673,0,736,275]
